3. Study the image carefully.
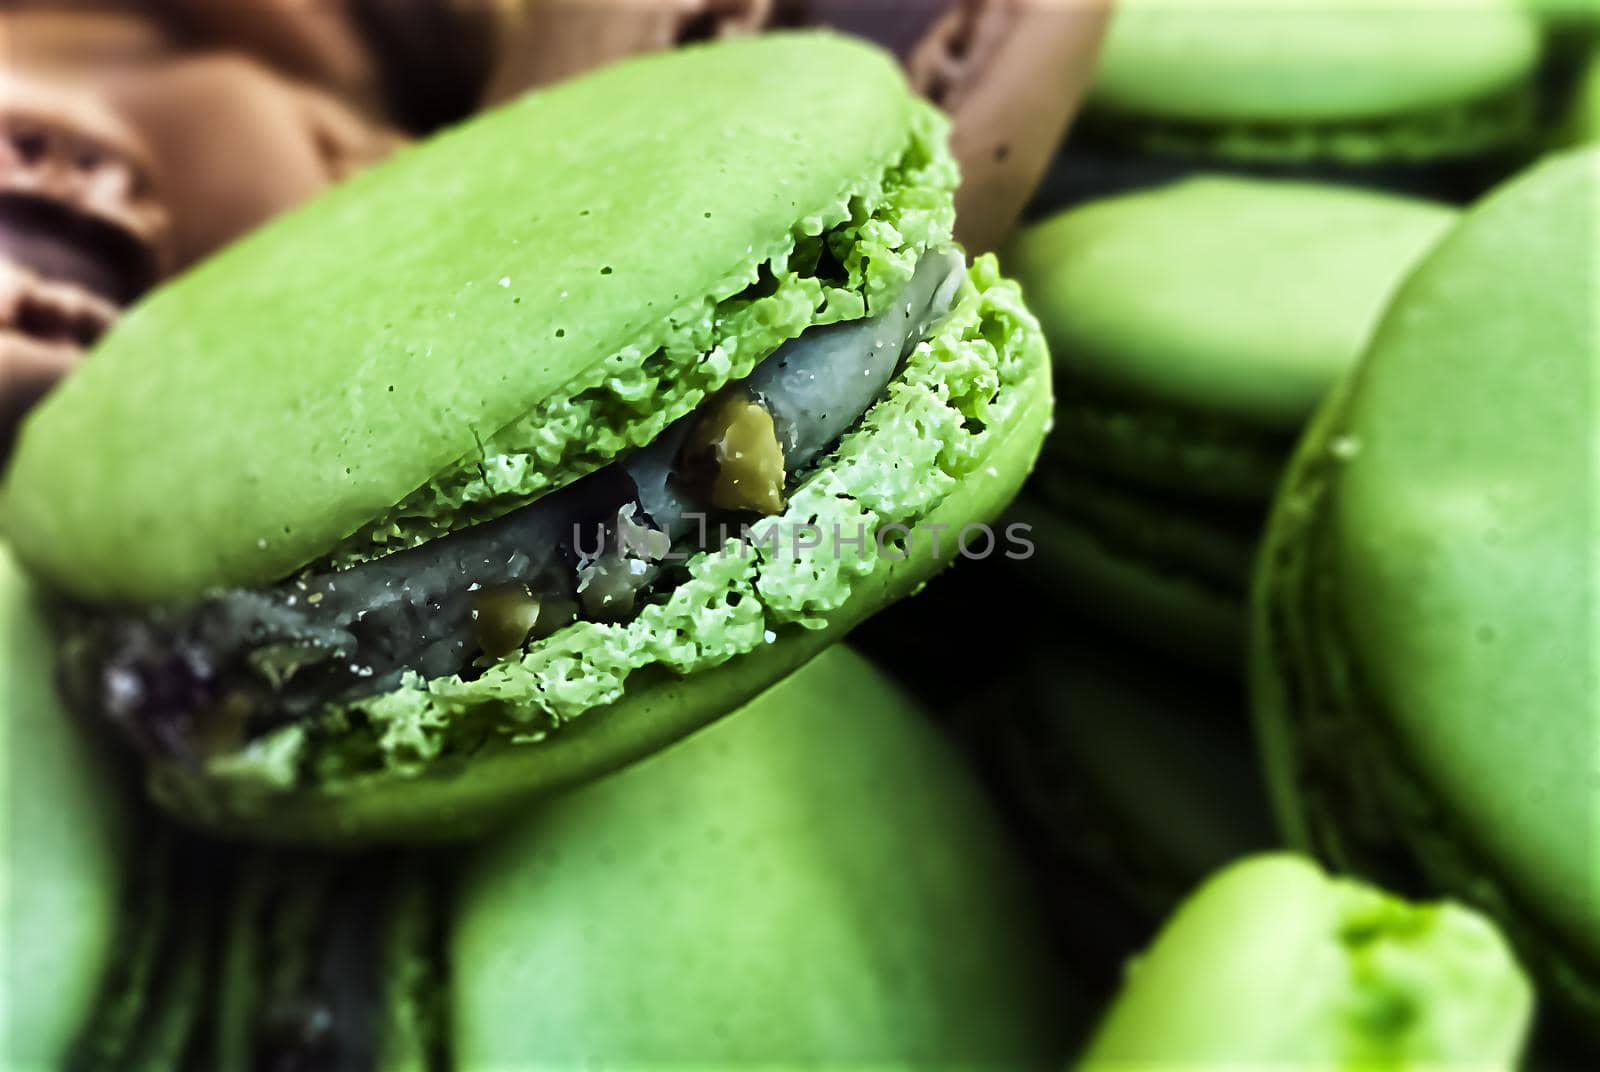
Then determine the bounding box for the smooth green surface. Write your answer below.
[1007,176,1456,430]
[0,548,128,1068]
[2,33,917,601]
[1333,149,1600,969]
[1079,855,1532,1068]
[1092,0,1541,124]
[451,648,1065,1066]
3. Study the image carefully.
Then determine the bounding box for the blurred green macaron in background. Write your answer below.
[1251,148,1600,1022]
[1005,175,1455,668]
[0,34,1052,844]
[1077,854,1533,1068]
[205,648,1070,1067]
[1081,0,1542,187]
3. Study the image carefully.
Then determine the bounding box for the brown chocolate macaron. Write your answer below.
[1,72,169,456]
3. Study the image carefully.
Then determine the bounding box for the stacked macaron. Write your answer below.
[1035,0,1545,209]
[1005,175,1455,670]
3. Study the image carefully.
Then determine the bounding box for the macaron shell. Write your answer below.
[450,648,1064,1065]
[1,34,915,601]
[1092,0,1540,124]
[1006,176,1457,430]
[0,547,128,1066]
[1333,149,1599,966]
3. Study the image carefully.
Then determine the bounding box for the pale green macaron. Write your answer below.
[1252,149,1600,1020]
[1078,855,1532,1068]
[1085,0,1543,167]
[1006,176,1455,667]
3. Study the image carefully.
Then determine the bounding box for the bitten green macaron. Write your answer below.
[1005,176,1454,666]
[1078,855,1532,1068]
[203,649,1067,1067]
[0,35,1051,844]
[1251,149,1600,1019]
[1085,0,1542,170]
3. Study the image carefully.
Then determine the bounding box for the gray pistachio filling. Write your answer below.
[61,249,966,761]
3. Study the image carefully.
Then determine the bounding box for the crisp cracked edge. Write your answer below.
[143,255,1052,844]
[1249,383,1600,1025]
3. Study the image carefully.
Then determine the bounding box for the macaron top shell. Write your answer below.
[449,647,1064,1065]
[2,34,924,602]
[1331,149,1600,966]
[1081,855,1532,1066]
[1091,0,1540,124]
[1006,176,1455,429]
[0,548,129,1065]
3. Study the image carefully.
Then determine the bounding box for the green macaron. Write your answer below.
[203,648,1068,1067]
[1078,854,1533,1067]
[0,34,1051,844]
[1084,0,1542,170]
[1251,148,1599,1020]
[1005,176,1455,667]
